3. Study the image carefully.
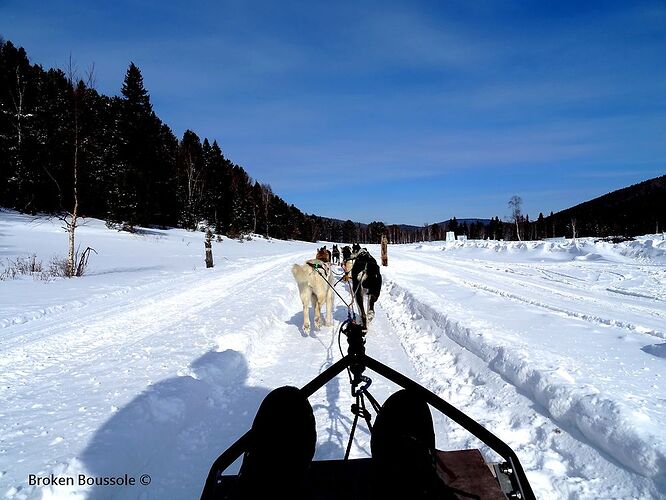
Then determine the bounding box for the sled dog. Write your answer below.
[292,251,334,332]
[350,247,382,330]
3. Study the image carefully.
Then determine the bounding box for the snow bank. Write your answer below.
[414,236,666,264]
[385,282,666,485]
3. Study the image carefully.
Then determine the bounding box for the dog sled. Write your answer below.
[201,319,536,500]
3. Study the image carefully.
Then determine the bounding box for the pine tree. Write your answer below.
[205,140,228,234]
[342,219,357,243]
[449,217,459,234]
[121,63,151,113]
[537,212,545,239]
[107,62,163,228]
[368,221,387,243]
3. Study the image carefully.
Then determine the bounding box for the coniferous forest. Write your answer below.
[0,39,358,241]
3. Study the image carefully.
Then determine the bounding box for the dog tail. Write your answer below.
[291,263,308,284]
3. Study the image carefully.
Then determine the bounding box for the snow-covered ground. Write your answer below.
[1,209,665,499]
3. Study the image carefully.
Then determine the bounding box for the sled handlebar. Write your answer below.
[202,348,536,500]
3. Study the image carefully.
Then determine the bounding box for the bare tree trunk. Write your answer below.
[66,133,79,276]
[381,234,388,266]
[184,149,204,230]
[63,63,96,277]
[11,68,24,165]
[9,68,31,211]
[508,195,523,242]
[66,76,81,277]
[515,219,522,241]
[205,229,214,268]
[260,183,272,238]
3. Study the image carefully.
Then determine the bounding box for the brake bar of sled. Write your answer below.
[201,353,535,500]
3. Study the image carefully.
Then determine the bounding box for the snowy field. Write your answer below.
[1,209,665,499]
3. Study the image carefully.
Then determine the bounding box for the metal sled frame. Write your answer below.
[202,350,536,500]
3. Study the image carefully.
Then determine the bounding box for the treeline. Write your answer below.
[546,175,665,238]
[0,39,377,242]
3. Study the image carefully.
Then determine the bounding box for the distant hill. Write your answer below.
[547,174,666,237]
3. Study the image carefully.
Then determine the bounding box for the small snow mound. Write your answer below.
[620,238,666,263]
[642,343,666,359]
[575,253,603,261]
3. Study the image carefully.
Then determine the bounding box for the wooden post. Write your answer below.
[381,234,388,266]
[205,229,214,268]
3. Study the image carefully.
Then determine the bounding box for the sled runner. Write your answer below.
[201,320,536,500]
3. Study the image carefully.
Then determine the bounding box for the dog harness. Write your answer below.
[306,259,331,274]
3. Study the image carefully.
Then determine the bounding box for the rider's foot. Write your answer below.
[238,386,315,499]
[371,389,456,499]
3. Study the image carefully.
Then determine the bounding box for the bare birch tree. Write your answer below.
[508,195,523,241]
[260,183,272,238]
[6,67,33,210]
[61,59,95,277]
[183,150,204,230]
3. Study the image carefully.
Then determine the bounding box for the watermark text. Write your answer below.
[28,473,151,487]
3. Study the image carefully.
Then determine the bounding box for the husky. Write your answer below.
[350,246,382,331]
[291,250,334,332]
[341,245,353,281]
[332,245,340,265]
[316,246,331,263]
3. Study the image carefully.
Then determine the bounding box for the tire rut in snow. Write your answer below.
[378,280,660,499]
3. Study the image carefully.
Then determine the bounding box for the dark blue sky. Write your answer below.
[2,0,665,224]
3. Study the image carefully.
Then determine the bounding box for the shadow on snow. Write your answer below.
[80,349,269,499]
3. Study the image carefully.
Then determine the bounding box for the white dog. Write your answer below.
[292,255,334,332]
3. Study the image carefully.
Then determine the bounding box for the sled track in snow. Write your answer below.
[0,252,308,373]
[380,279,665,496]
[0,254,292,332]
[401,253,666,340]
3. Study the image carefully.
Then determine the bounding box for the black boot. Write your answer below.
[237,386,316,499]
[371,390,455,499]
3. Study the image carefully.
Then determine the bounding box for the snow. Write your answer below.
[1,209,665,499]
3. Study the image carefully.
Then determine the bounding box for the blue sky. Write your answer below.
[2,0,665,224]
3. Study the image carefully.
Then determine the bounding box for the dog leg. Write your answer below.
[367,293,379,323]
[301,289,311,332]
[313,293,322,329]
[325,289,333,326]
[354,281,367,330]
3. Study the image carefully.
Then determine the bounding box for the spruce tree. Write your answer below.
[121,62,151,113]
[107,62,164,228]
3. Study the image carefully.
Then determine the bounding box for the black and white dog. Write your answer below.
[350,244,382,331]
[332,244,340,265]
